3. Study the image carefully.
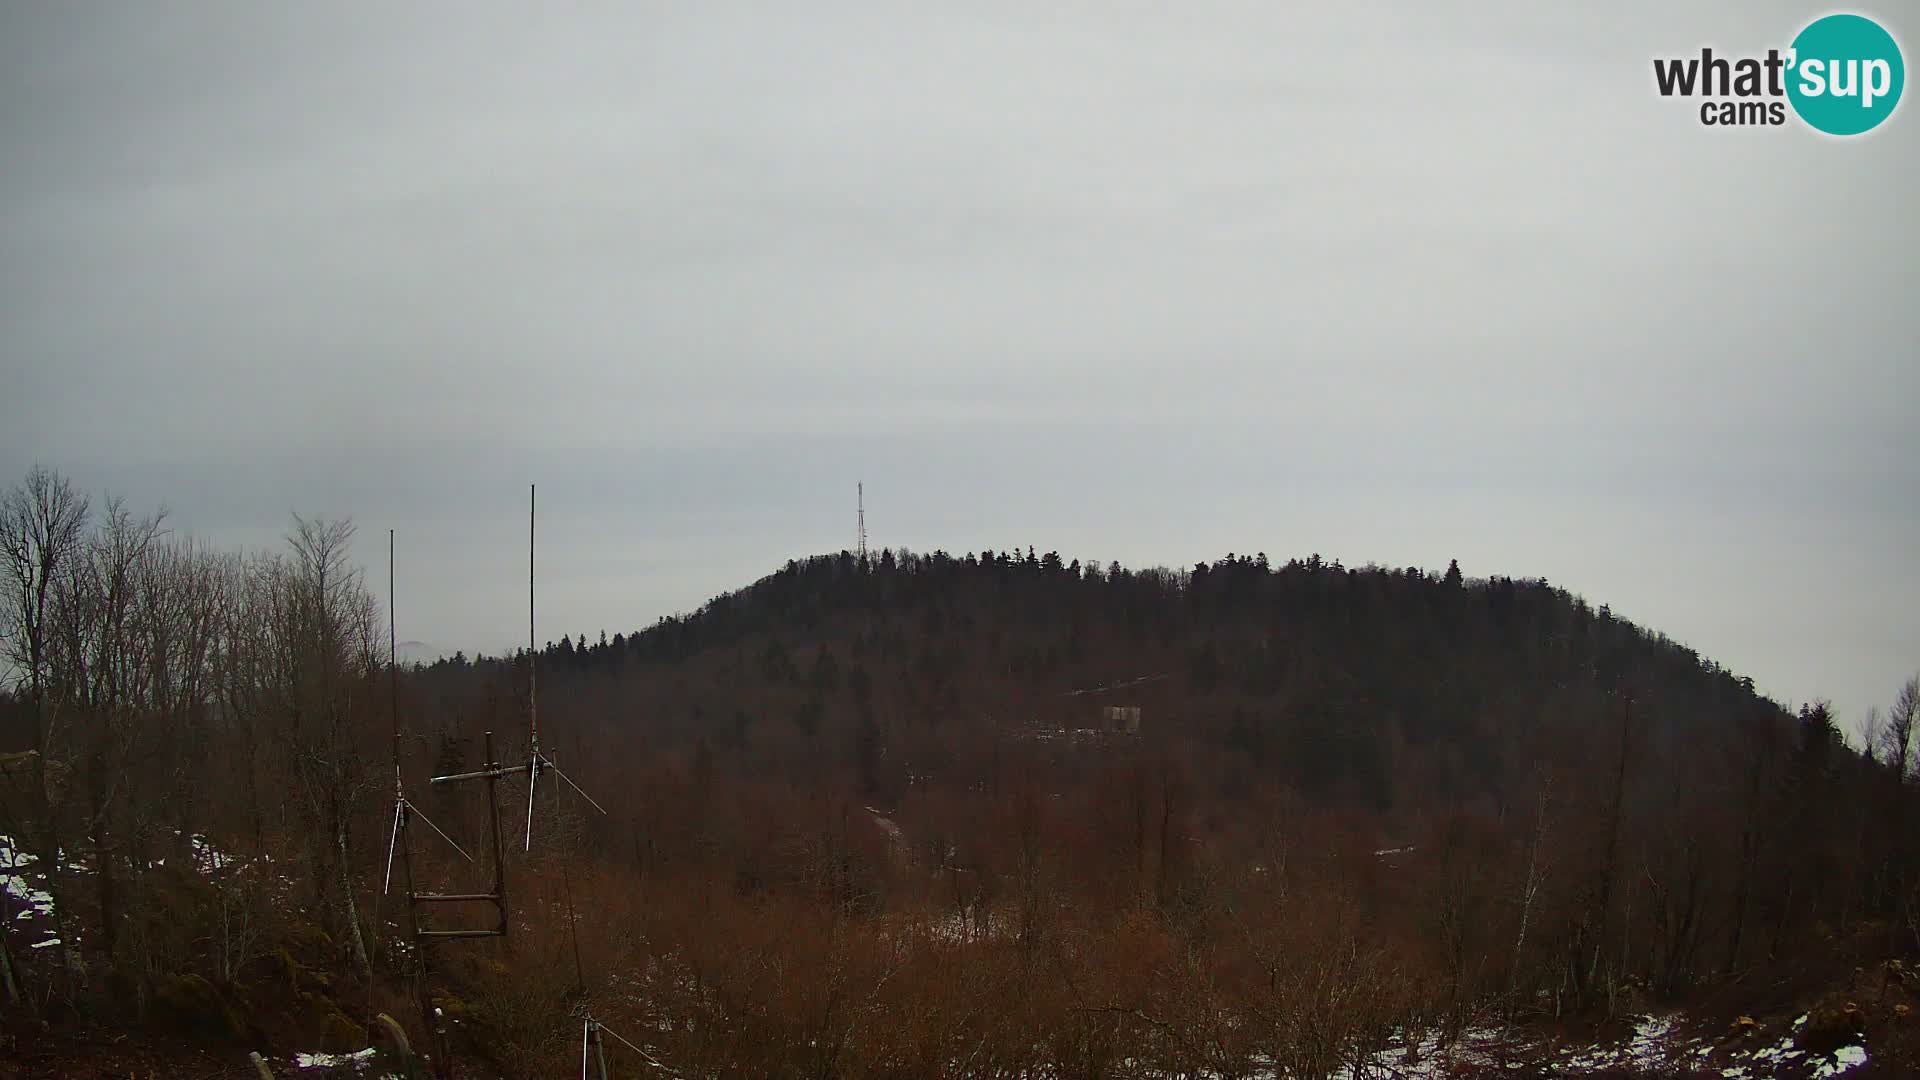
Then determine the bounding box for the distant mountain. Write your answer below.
[421,547,1800,813]
[395,639,444,666]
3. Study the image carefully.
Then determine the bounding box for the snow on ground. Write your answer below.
[1814,1045,1870,1078]
[1550,1012,1868,1079]
[1748,1030,1806,1070]
[292,1047,376,1069]
[1328,1025,1514,1079]
[287,1046,407,1080]
[0,824,1890,1080]
[1725,1021,1868,1080]
[190,833,234,872]
[166,828,244,874]
[1561,1013,1691,1073]
[6,828,254,953]
[2,831,63,951]
[1,833,55,919]
[1318,1012,1873,1079]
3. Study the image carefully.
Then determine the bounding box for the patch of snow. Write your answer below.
[865,810,902,845]
[1812,1045,1868,1079]
[2,833,57,920]
[29,937,60,949]
[191,834,234,872]
[1625,1013,1676,1066]
[2,879,54,916]
[293,1047,377,1069]
[1558,1014,1686,1073]
[1752,1034,1799,1065]
[1329,1025,1511,1080]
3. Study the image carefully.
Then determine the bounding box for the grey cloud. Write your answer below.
[3,0,1914,721]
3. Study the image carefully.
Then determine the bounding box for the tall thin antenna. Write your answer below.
[383,532,473,893]
[389,530,410,898]
[530,483,538,750]
[857,481,867,565]
[390,530,400,776]
[513,482,606,851]
[387,529,425,1062]
[528,482,541,849]
[385,529,476,1080]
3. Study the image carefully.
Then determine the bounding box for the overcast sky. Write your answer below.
[3,2,1914,726]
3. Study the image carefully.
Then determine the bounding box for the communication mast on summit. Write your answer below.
[858,481,868,564]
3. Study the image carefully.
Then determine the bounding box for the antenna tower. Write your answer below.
[384,531,488,1079]
[430,485,605,855]
[857,481,868,564]
[416,486,645,1080]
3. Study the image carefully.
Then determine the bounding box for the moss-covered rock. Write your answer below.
[152,973,246,1041]
[281,922,335,967]
[320,1012,367,1054]
[296,990,367,1053]
[1801,998,1865,1055]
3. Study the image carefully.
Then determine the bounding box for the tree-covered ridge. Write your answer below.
[447,546,1796,812]
[9,466,1915,1078]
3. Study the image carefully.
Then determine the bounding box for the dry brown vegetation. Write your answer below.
[4,466,1920,1078]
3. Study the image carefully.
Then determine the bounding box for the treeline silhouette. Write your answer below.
[451,546,1787,814]
[5,467,1919,1078]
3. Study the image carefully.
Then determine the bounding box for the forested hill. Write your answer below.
[424,547,1803,812]
[8,492,1910,1075]
[395,546,1908,1053]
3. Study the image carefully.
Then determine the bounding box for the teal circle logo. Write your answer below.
[1786,14,1904,135]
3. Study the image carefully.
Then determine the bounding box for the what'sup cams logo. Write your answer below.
[1654,13,1904,134]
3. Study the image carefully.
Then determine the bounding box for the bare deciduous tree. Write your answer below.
[46,498,167,968]
[279,516,382,978]
[1887,677,1920,783]
[0,467,91,993]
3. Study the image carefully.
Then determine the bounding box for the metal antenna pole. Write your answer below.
[857,481,867,564]
[419,731,513,939]
[515,483,608,849]
[526,753,541,851]
[527,482,542,850]
[388,530,408,888]
[587,1017,663,1077]
[382,533,474,887]
[562,855,587,995]
[579,1018,614,1080]
[591,1019,610,1080]
[390,530,407,842]
[391,529,400,784]
[530,482,538,752]
[485,729,508,939]
[389,530,436,1077]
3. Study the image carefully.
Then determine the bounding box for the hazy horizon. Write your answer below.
[5,1,1915,727]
